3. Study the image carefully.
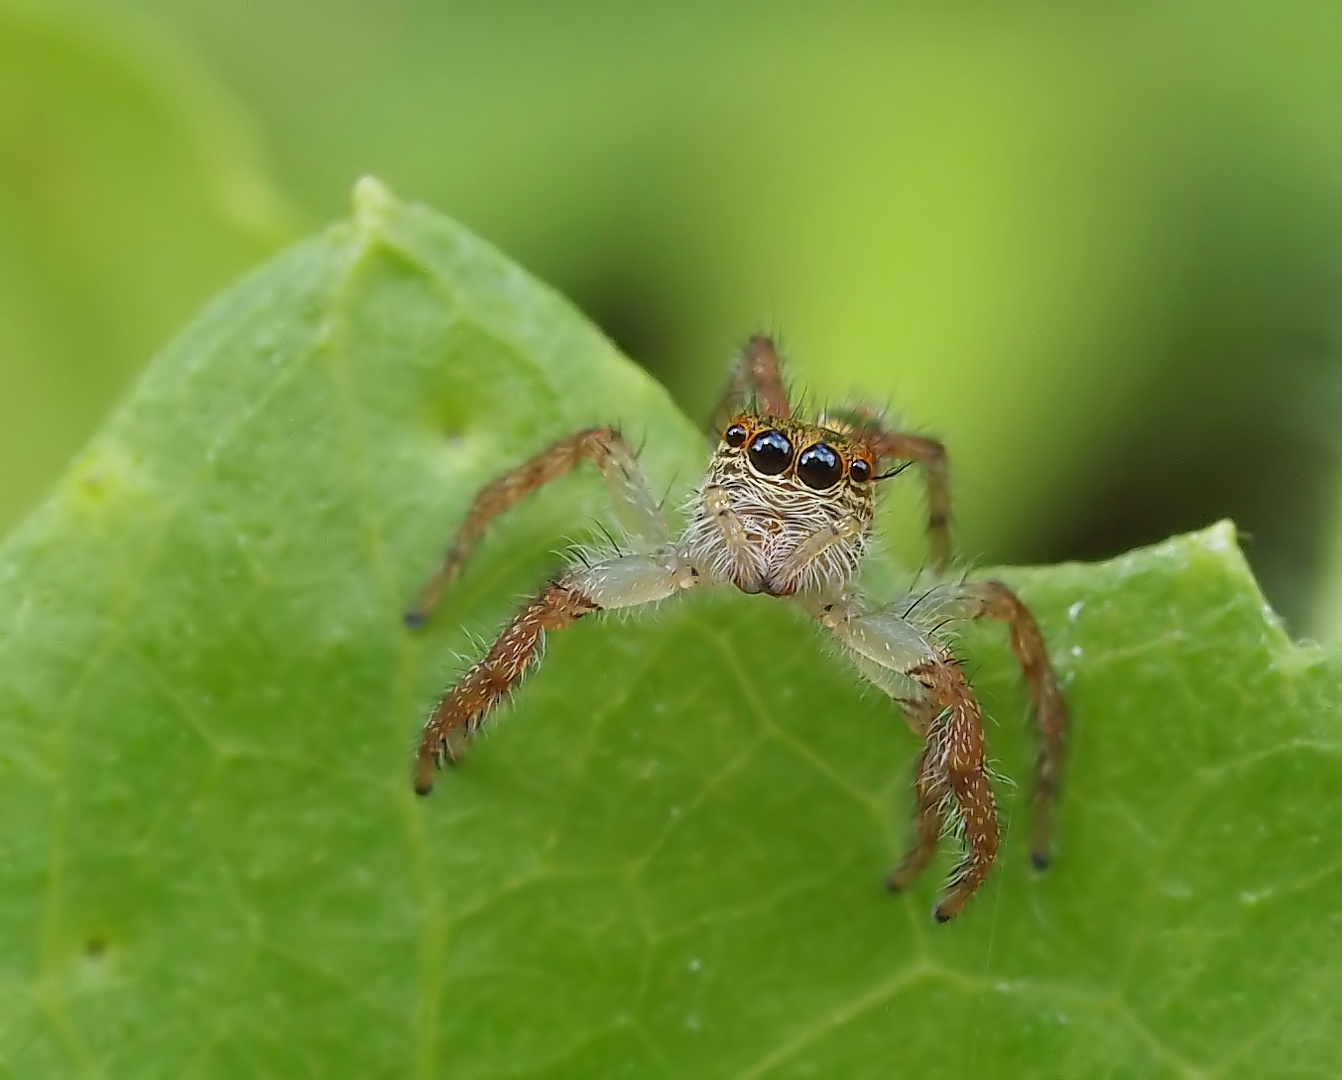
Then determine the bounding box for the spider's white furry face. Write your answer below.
[682,414,879,598]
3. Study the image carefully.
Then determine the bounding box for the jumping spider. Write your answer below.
[407,335,1068,922]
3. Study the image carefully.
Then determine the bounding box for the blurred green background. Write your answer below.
[5,0,1342,633]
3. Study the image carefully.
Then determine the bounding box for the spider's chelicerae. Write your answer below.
[407,335,1068,922]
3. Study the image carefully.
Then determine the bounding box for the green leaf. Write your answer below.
[2,180,1338,1078]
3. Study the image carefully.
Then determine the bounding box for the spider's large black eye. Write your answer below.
[747,429,793,475]
[723,423,748,448]
[797,442,843,489]
[850,458,872,483]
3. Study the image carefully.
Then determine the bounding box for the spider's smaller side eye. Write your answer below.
[797,442,843,489]
[747,429,794,475]
[724,423,749,448]
[850,458,872,483]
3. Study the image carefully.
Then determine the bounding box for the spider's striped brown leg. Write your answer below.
[807,595,1000,921]
[937,580,1069,870]
[710,333,792,432]
[415,578,596,793]
[886,721,949,893]
[406,427,667,626]
[414,550,697,794]
[911,658,1001,922]
[855,424,951,574]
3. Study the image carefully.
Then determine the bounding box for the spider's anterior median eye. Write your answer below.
[747,429,793,475]
[797,442,843,489]
[849,458,872,483]
[724,423,749,448]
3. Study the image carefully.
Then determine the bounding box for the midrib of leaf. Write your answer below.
[321,209,451,1080]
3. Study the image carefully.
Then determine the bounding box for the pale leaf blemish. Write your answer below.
[65,444,146,512]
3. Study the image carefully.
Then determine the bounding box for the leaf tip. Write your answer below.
[351,175,396,235]
[1177,519,1297,651]
[1197,518,1240,555]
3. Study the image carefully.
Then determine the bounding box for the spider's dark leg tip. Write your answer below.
[404,611,427,630]
[884,874,904,894]
[933,907,954,925]
[1031,851,1051,871]
[413,761,437,795]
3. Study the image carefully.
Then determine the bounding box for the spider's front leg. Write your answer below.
[852,418,952,575]
[711,333,791,431]
[414,549,698,794]
[406,426,668,626]
[897,579,1069,868]
[805,594,1000,922]
[408,425,692,794]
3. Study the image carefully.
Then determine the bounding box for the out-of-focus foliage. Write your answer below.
[0,0,292,532]
[114,0,1342,633]
[3,185,1338,1077]
[5,0,1342,632]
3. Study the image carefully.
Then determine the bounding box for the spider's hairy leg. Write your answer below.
[911,659,999,921]
[906,579,1068,869]
[807,593,999,922]
[407,427,668,626]
[711,333,791,431]
[849,417,951,573]
[887,737,949,894]
[413,549,698,795]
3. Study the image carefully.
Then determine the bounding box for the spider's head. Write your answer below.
[688,413,880,596]
[715,414,878,496]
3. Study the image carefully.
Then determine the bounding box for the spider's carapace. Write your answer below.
[406,335,1067,922]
